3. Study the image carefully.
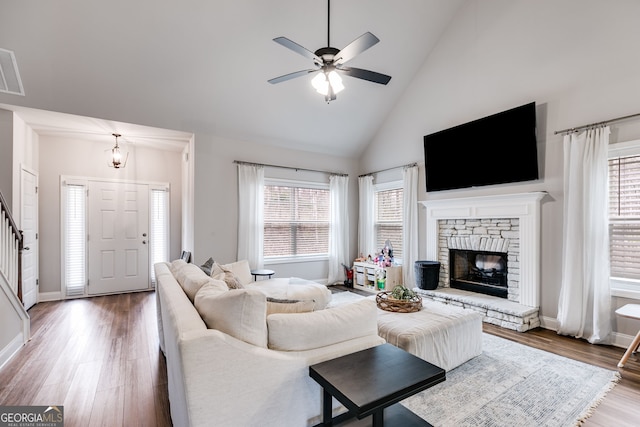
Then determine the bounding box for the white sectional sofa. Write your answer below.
[154,259,385,427]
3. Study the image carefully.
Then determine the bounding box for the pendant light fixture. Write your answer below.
[108,133,128,169]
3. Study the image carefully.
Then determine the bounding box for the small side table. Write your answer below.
[616,304,640,368]
[251,269,275,281]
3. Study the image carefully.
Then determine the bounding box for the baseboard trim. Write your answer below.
[38,291,62,302]
[540,314,632,349]
[0,333,24,371]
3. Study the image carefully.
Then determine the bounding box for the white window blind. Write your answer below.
[64,184,86,297]
[609,155,640,281]
[264,184,329,258]
[150,189,169,285]
[374,187,403,260]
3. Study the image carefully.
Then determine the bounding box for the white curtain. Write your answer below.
[358,175,375,259]
[327,175,349,285]
[557,126,612,344]
[237,163,264,269]
[402,165,419,287]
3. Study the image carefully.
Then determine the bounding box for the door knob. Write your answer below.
[143,233,147,237]
[142,240,147,244]
[23,246,30,250]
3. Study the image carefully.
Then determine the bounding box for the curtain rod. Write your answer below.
[233,160,348,177]
[554,111,640,135]
[358,162,418,178]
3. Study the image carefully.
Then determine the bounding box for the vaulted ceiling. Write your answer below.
[0,0,465,157]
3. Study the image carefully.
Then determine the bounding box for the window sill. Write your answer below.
[265,255,329,265]
[611,288,640,301]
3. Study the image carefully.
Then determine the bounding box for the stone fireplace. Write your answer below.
[418,192,546,331]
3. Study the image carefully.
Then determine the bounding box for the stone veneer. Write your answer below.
[419,192,546,332]
[415,288,541,332]
[438,218,520,303]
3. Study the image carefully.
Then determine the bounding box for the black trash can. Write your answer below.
[415,261,440,290]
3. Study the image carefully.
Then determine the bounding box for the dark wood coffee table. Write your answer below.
[309,343,445,427]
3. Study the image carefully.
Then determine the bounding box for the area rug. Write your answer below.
[401,333,621,427]
[327,290,367,307]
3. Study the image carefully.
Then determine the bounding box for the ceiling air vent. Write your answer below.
[0,48,25,96]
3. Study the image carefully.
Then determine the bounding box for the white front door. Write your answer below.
[88,181,150,295]
[20,167,38,310]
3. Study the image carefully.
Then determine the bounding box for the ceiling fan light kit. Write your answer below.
[268,0,391,103]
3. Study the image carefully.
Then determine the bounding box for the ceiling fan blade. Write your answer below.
[333,32,380,65]
[273,37,322,63]
[268,69,319,84]
[337,66,391,85]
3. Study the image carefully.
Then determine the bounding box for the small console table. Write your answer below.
[309,343,445,426]
[250,269,275,281]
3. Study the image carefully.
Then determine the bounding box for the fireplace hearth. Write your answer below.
[450,249,508,298]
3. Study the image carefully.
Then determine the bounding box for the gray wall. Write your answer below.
[359,0,640,337]
[38,135,183,296]
[192,132,359,282]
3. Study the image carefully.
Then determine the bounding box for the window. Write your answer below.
[609,141,640,298]
[264,180,329,260]
[63,183,86,297]
[374,183,403,261]
[150,188,170,285]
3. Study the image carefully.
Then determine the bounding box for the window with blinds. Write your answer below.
[374,187,403,260]
[64,184,86,297]
[150,189,169,285]
[609,155,640,282]
[264,183,329,258]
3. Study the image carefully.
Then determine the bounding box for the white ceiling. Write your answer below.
[0,0,465,157]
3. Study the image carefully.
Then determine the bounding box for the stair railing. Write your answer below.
[0,191,23,301]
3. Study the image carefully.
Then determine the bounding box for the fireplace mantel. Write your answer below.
[420,192,546,308]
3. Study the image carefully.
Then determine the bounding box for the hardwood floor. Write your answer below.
[0,292,171,427]
[1,290,638,426]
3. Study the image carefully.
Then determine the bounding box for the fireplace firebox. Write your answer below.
[449,249,508,298]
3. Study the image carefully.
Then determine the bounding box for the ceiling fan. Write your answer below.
[268,0,391,102]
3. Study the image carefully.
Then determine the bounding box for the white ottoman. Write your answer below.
[377,300,483,371]
[244,277,332,310]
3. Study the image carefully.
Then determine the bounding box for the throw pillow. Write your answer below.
[221,267,244,290]
[266,297,316,316]
[221,260,253,285]
[199,257,215,276]
[194,289,268,348]
[211,262,244,290]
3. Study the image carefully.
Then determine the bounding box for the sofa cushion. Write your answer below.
[266,297,315,316]
[174,263,211,299]
[170,259,187,276]
[266,298,378,351]
[245,277,332,310]
[195,279,229,299]
[221,259,253,285]
[194,289,268,348]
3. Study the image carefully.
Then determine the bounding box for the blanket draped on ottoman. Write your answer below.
[377,301,483,371]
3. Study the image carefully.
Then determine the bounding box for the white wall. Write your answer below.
[38,135,183,296]
[192,132,359,282]
[359,0,640,337]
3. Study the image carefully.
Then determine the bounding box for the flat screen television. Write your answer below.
[424,102,538,192]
